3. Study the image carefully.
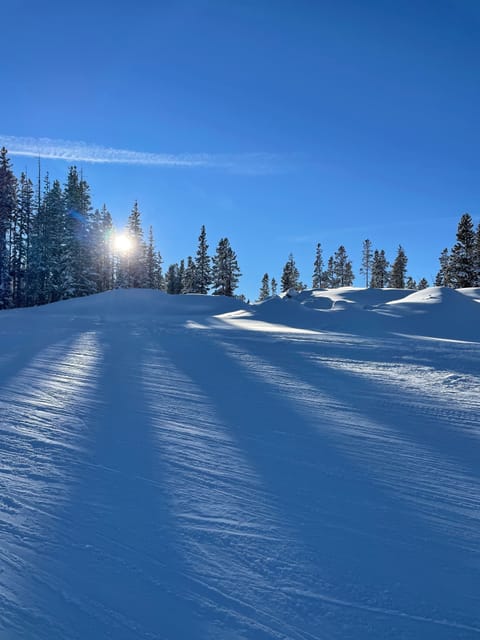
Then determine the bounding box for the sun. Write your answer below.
[113,232,133,253]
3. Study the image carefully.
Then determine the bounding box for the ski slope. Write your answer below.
[0,287,479,639]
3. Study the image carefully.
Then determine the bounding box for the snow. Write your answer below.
[0,287,479,639]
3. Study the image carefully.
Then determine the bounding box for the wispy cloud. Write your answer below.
[0,134,288,175]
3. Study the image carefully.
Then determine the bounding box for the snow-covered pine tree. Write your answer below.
[406,276,416,289]
[312,243,323,288]
[194,225,211,294]
[324,255,337,288]
[0,148,17,308]
[99,205,114,292]
[332,245,354,287]
[449,213,476,288]
[417,277,428,290]
[389,246,408,288]
[370,249,389,288]
[183,256,196,293]
[281,253,300,292]
[271,277,277,296]
[212,237,241,296]
[166,263,181,294]
[360,239,373,287]
[258,273,270,301]
[63,166,94,298]
[145,226,158,289]
[43,180,68,302]
[434,248,451,287]
[475,223,480,286]
[11,172,34,307]
[125,201,147,288]
[178,259,186,293]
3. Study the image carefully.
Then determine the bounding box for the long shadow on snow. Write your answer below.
[246,334,480,476]
[6,326,202,640]
[159,328,478,640]
[209,332,480,634]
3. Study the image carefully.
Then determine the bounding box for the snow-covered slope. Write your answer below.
[0,288,479,639]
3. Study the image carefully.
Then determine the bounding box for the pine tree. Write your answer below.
[124,201,147,288]
[11,172,34,306]
[417,277,428,290]
[271,277,277,296]
[324,256,337,288]
[166,263,182,294]
[258,273,270,301]
[449,213,476,288]
[183,256,196,293]
[63,166,94,297]
[360,239,373,287]
[312,243,324,288]
[475,223,480,286]
[145,226,158,289]
[0,148,17,308]
[435,248,451,287]
[370,249,389,288]
[281,253,300,292]
[194,225,211,294]
[178,259,186,293]
[389,245,408,288]
[406,276,416,290]
[99,205,114,291]
[212,237,241,296]
[332,245,354,287]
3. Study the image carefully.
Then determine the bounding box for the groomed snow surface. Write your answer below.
[0,287,479,639]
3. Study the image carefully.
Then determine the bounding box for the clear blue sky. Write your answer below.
[2,0,479,299]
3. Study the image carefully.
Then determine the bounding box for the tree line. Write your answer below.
[1,147,479,310]
[0,148,241,310]
[258,214,480,301]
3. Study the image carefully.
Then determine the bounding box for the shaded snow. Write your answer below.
[0,288,479,639]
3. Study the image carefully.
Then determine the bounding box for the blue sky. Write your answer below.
[2,0,479,299]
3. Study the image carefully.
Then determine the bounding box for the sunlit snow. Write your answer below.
[0,287,479,639]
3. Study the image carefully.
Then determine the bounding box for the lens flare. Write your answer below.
[113,233,133,253]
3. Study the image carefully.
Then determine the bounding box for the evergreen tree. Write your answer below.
[389,245,408,288]
[332,245,354,287]
[145,226,158,289]
[99,205,114,291]
[435,248,451,287]
[124,201,147,288]
[166,263,182,294]
[324,256,337,288]
[271,277,277,296]
[258,273,270,301]
[63,166,94,297]
[417,277,428,290]
[154,251,165,290]
[11,172,34,306]
[312,243,324,288]
[449,213,476,288]
[0,148,17,308]
[281,253,300,292]
[212,237,241,296]
[360,239,373,287]
[178,259,186,292]
[370,249,389,288]
[406,276,416,290]
[183,256,196,293]
[194,225,211,294]
[475,223,480,286]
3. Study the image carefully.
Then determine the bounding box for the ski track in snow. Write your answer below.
[0,288,479,639]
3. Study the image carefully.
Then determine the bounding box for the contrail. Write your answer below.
[0,134,286,174]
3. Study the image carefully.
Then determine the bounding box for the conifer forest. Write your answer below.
[0,146,479,311]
